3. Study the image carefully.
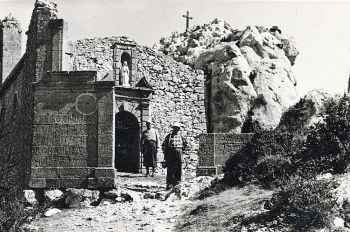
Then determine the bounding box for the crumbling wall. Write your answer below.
[72,38,207,173]
[0,1,58,230]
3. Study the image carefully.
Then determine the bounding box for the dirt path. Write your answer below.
[27,198,190,232]
[23,173,198,232]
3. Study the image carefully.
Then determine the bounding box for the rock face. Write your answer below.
[155,19,300,132]
[154,18,234,66]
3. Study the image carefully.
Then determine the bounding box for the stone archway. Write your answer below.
[114,111,140,173]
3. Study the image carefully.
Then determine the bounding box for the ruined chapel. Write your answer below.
[0,1,207,189]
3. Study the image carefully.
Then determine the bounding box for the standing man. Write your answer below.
[141,120,159,177]
[162,122,188,190]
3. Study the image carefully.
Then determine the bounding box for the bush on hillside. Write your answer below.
[223,131,297,187]
[223,95,350,187]
[269,177,338,230]
[0,190,35,231]
[295,95,350,177]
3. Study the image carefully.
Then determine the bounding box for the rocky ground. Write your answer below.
[24,197,188,232]
[21,173,214,232]
[18,172,350,232]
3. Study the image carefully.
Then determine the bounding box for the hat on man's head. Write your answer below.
[172,122,181,128]
[145,119,153,124]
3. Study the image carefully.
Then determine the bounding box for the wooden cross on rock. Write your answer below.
[182,11,193,32]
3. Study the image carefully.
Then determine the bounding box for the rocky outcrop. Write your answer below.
[155,19,300,132]
[154,18,235,66]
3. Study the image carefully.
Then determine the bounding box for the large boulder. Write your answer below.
[120,189,142,202]
[44,189,64,207]
[23,190,38,206]
[64,188,100,208]
[155,20,300,132]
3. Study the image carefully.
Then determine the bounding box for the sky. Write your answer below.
[1,0,350,96]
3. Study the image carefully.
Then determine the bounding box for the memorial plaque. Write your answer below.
[34,113,96,125]
[197,133,253,176]
[214,144,224,156]
[198,137,215,166]
[199,133,214,144]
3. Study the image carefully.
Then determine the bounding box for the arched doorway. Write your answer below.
[115,111,140,173]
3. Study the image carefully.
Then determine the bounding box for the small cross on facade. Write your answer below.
[182,11,193,32]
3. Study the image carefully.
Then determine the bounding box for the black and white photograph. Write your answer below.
[1,0,350,231]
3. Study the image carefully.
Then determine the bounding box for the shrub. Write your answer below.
[223,131,297,187]
[269,177,338,230]
[293,95,350,177]
[295,128,349,177]
[0,189,34,231]
[255,154,292,187]
[224,95,350,188]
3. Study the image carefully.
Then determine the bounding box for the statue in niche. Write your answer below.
[121,61,130,86]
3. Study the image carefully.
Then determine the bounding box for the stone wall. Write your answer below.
[0,55,33,192]
[72,37,207,173]
[0,0,60,188]
[0,1,60,230]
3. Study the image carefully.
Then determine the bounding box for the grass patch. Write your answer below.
[176,185,273,232]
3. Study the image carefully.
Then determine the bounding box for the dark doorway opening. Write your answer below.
[115,111,140,173]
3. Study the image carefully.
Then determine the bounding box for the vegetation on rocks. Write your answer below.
[269,177,338,230]
[213,94,350,230]
[224,95,350,187]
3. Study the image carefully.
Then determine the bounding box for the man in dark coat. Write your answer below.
[162,122,188,190]
[141,120,159,177]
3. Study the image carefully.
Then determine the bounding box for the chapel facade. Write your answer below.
[0,2,153,189]
[0,1,207,189]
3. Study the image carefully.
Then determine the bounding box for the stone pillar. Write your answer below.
[0,15,21,86]
[33,5,56,81]
[130,46,138,86]
[140,101,150,132]
[93,86,116,188]
[26,1,67,81]
[97,90,114,167]
[48,19,67,71]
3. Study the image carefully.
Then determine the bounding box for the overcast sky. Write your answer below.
[1,0,350,96]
